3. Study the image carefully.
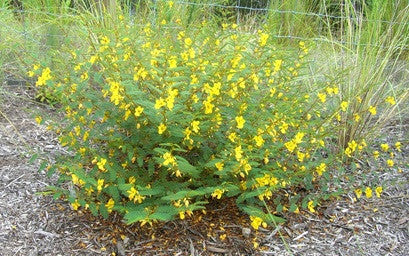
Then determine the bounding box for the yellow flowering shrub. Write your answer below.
[30,19,400,228]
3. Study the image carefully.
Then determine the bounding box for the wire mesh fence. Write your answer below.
[0,0,408,52]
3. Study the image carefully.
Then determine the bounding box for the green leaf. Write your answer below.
[52,192,62,200]
[266,213,286,224]
[118,183,132,194]
[150,206,177,221]
[289,203,298,213]
[124,209,148,224]
[137,156,144,167]
[276,204,283,213]
[240,205,265,218]
[99,204,109,219]
[89,203,98,216]
[38,161,48,172]
[176,157,200,178]
[236,189,263,204]
[46,165,57,178]
[29,153,38,164]
[153,147,167,155]
[107,186,120,201]
[161,190,193,201]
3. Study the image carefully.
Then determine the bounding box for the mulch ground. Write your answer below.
[1,83,408,256]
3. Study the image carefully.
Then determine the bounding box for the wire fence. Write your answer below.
[0,1,408,52]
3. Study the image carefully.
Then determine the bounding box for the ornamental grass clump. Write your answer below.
[31,21,357,227]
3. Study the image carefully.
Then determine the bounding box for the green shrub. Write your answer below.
[31,18,391,228]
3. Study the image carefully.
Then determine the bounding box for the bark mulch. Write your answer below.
[1,84,408,256]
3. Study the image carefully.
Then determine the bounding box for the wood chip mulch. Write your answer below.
[1,84,408,256]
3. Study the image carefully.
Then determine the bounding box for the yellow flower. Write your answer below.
[385,96,396,105]
[71,200,80,211]
[97,179,104,192]
[373,150,379,159]
[124,109,132,120]
[250,216,263,230]
[100,35,110,45]
[191,94,199,103]
[365,187,372,198]
[317,93,326,103]
[326,87,334,95]
[105,198,115,213]
[166,89,178,110]
[316,163,326,176]
[191,121,200,133]
[184,37,192,47]
[155,98,166,110]
[158,123,167,134]
[395,141,401,152]
[307,200,315,213]
[82,131,89,141]
[386,159,394,167]
[97,158,107,171]
[273,59,283,72]
[340,101,348,112]
[235,145,243,161]
[344,147,352,157]
[297,151,305,162]
[71,174,85,186]
[336,113,341,121]
[293,132,305,144]
[211,189,224,199]
[354,113,360,122]
[228,132,237,142]
[127,187,145,203]
[284,140,296,152]
[163,152,177,166]
[89,55,98,64]
[381,143,389,152]
[35,116,42,125]
[258,32,269,47]
[235,116,245,129]
[127,187,137,199]
[134,106,144,117]
[81,72,88,81]
[204,100,214,114]
[368,105,377,115]
[355,188,362,199]
[179,211,185,220]
[168,57,177,68]
[85,187,94,196]
[241,159,252,174]
[253,135,265,147]
[359,140,367,151]
[375,186,382,198]
[215,162,224,171]
[35,67,52,87]
[129,176,136,184]
[348,140,358,152]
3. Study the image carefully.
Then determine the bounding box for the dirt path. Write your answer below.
[1,84,408,256]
